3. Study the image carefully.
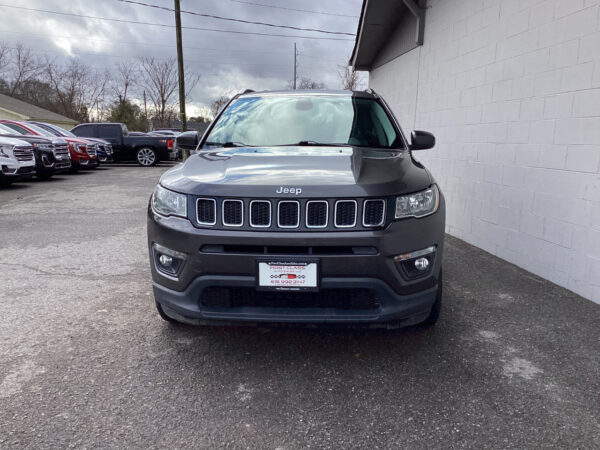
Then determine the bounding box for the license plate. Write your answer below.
[257,260,319,291]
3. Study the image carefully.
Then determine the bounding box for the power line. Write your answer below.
[0,29,291,56]
[222,0,359,18]
[0,4,355,41]
[7,46,291,68]
[116,0,355,36]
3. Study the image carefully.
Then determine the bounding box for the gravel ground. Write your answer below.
[1,165,599,449]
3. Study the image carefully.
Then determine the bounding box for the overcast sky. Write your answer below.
[1,0,364,115]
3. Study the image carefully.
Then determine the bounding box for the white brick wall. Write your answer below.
[369,0,600,303]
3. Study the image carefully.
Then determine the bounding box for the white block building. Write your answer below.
[351,0,600,303]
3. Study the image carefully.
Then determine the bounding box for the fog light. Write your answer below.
[414,257,429,271]
[159,254,173,267]
[394,245,436,279]
[152,243,186,278]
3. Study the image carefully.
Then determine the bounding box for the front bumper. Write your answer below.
[0,164,35,182]
[148,199,445,326]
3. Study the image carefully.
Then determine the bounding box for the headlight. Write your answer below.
[152,184,187,217]
[33,143,53,151]
[0,145,12,157]
[395,185,439,219]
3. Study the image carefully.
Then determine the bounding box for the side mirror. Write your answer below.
[410,130,435,150]
[176,131,198,148]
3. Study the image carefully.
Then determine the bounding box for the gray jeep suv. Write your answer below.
[147,90,445,328]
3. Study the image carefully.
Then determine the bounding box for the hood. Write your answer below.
[0,136,33,147]
[0,133,52,145]
[160,146,432,197]
[64,137,94,145]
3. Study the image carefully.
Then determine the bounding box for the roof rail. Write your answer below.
[232,89,255,100]
[365,88,379,98]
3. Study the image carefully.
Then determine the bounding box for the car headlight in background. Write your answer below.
[395,185,439,219]
[152,184,187,218]
[33,142,53,151]
[0,145,12,157]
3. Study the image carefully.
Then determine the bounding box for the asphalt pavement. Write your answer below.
[1,165,599,449]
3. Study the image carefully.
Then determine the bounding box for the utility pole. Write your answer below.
[293,42,297,90]
[143,90,148,131]
[174,0,187,133]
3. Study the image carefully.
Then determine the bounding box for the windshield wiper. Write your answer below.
[205,141,250,147]
[288,141,350,147]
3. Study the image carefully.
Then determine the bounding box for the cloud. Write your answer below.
[0,0,363,112]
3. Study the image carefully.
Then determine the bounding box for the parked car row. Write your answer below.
[0,120,95,185]
[0,121,181,186]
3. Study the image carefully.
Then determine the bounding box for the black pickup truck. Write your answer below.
[71,122,176,166]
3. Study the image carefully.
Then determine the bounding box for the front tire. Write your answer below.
[420,269,442,328]
[137,147,157,167]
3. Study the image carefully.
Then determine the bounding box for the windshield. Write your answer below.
[24,123,58,138]
[41,124,75,137]
[203,95,403,149]
[0,123,20,135]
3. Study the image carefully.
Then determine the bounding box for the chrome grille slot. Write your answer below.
[306,201,328,228]
[13,145,34,162]
[363,199,386,227]
[85,143,96,156]
[250,200,271,227]
[334,200,357,228]
[222,199,243,226]
[277,201,300,228]
[196,198,217,225]
[52,144,69,159]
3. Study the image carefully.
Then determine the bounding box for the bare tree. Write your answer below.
[138,57,201,126]
[8,44,45,96]
[339,65,359,91]
[110,61,137,102]
[210,95,230,118]
[45,58,109,121]
[298,77,325,90]
[0,41,10,77]
[138,57,178,126]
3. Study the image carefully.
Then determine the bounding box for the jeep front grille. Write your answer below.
[195,197,389,231]
[13,145,34,162]
[335,200,357,228]
[86,143,96,156]
[278,201,300,228]
[306,201,328,228]
[250,200,271,227]
[196,198,216,225]
[222,199,243,226]
[363,199,386,227]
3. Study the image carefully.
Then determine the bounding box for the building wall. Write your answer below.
[0,109,27,121]
[369,0,600,303]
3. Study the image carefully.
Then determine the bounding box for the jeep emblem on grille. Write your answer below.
[276,187,302,195]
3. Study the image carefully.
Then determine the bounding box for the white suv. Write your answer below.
[0,137,36,186]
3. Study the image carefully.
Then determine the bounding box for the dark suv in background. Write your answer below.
[148,90,445,329]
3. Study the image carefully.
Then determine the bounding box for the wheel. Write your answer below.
[137,147,157,167]
[420,269,442,328]
[155,301,181,324]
